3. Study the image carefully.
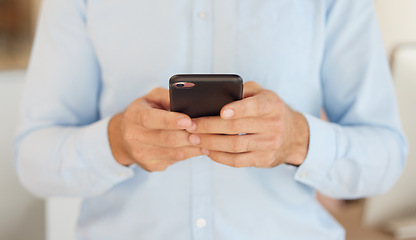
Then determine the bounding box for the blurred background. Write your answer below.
[0,0,415,240]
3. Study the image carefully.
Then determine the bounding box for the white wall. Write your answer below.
[0,71,44,240]
[374,0,416,55]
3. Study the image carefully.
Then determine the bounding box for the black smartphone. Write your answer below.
[169,74,243,118]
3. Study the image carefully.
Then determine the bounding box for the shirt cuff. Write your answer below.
[79,117,135,188]
[294,113,338,195]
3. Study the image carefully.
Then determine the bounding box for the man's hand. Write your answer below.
[108,88,204,172]
[186,81,309,168]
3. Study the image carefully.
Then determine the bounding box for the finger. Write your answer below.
[137,129,193,148]
[138,108,192,130]
[220,90,281,119]
[189,133,273,153]
[187,117,275,134]
[130,146,204,171]
[145,87,170,110]
[206,151,261,168]
[155,146,204,162]
[243,81,264,98]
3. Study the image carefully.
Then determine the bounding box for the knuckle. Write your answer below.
[233,159,245,168]
[149,87,163,96]
[154,164,169,172]
[253,157,262,168]
[266,152,278,167]
[269,135,282,149]
[266,150,275,160]
[231,138,240,152]
[229,155,241,167]
[264,90,278,101]
[140,163,151,171]
[269,118,282,131]
[123,129,136,143]
[245,81,254,86]
[246,138,256,151]
[163,132,178,147]
[203,139,214,150]
[275,98,285,111]
[200,119,211,132]
[147,163,168,172]
[232,137,247,152]
[172,149,186,161]
[264,91,280,112]
[230,120,244,133]
[237,101,246,114]
[140,110,152,128]
[264,89,275,97]
[162,115,172,128]
[148,88,157,95]
[154,87,165,92]
[132,148,145,161]
[254,98,264,116]
[123,109,134,121]
[229,160,238,168]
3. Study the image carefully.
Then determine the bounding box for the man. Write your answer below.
[15,0,407,239]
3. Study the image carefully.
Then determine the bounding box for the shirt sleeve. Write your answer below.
[14,0,134,198]
[294,0,408,199]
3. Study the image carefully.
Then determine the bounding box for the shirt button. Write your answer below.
[196,218,207,228]
[119,172,128,178]
[198,11,207,19]
[300,172,308,179]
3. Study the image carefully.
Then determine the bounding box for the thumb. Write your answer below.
[145,87,170,110]
[243,81,264,98]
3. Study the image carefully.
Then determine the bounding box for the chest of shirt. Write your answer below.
[84,0,326,117]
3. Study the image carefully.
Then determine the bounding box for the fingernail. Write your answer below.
[201,149,210,155]
[222,109,234,119]
[178,118,191,128]
[189,134,201,145]
[187,121,197,131]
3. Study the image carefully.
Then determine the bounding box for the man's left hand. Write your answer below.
[186,81,310,168]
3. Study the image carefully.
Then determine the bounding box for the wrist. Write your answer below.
[285,111,310,166]
[108,113,134,166]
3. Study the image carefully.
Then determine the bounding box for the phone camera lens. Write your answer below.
[176,83,185,88]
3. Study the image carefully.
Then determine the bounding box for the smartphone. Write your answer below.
[169,74,243,118]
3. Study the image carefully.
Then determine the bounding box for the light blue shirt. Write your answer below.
[15,0,407,239]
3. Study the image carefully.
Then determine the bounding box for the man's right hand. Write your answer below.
[108,87,204,172]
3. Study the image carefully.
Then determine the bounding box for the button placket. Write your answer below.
[196,218,207,228]
[191,0,213,73]
[198,11,207,20]
[190,0,214,239]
